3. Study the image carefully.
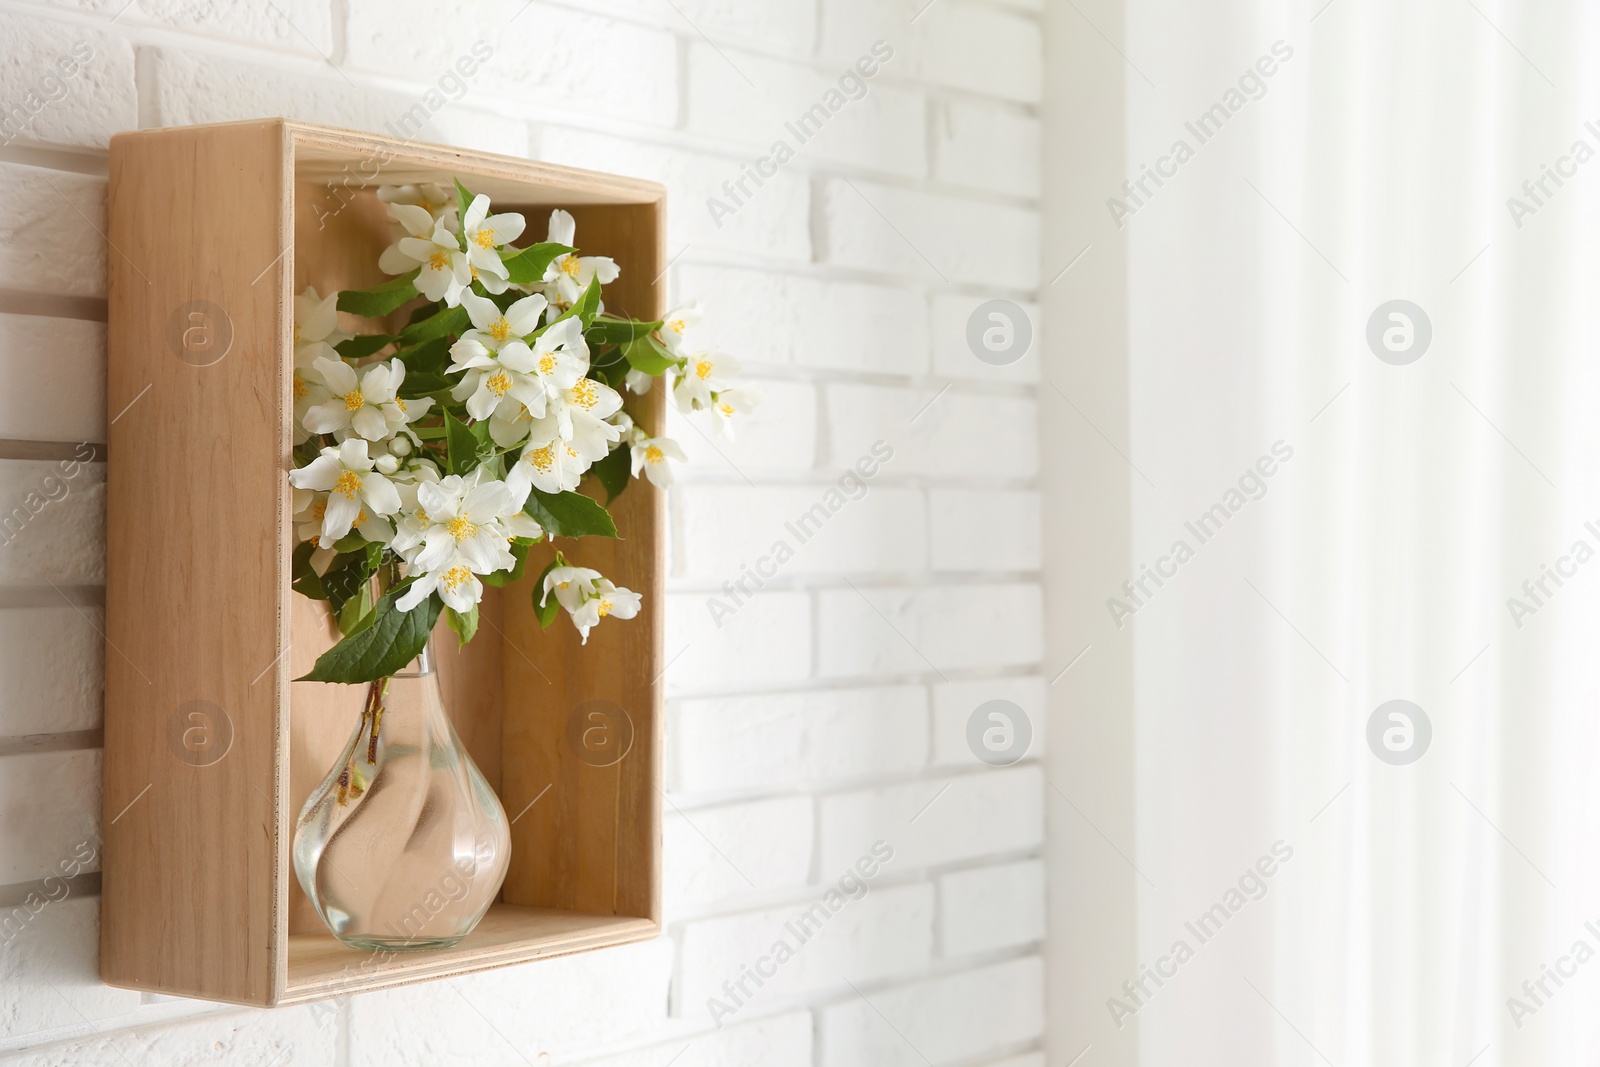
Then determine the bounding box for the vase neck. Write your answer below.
[393,638,435,678]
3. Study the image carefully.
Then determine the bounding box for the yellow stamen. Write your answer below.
[487,370,512,397]
[293,373,307,399]
[333,470,361,498]
[717,403,734,416]
[395,398,407,413]
[442,565,472,592]
[529,444,554,473]
[669,318,684,334]
[446,514,478,541]
[694,360,714,380]
[416,508,430,524]
[489,317,512,341]
[473,228,496,249]
[645,444,664,464]
[570,378,598,408]
[537,354,556,375]
[597,599,613,618]
[560,256,582,278]
[428,251,449,271]
[342,390,364,411]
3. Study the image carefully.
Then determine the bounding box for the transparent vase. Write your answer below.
[292,639,511,951]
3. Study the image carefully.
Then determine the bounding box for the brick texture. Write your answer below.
[0,0,1046,1061]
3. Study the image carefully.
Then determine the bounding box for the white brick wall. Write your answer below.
[669,685,928,793]
[817,956,1045,1066]
[0,0,1045,1062]
[0,603,103,736]
[939,858,1046,956]
[677,883,936,1009]
[0,164,105,299]
[0,315,105,443]
[817,766,1043,872]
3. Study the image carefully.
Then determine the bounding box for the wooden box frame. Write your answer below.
[102,119,665,1006]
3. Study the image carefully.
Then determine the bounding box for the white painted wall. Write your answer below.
[0,0,1045,1064]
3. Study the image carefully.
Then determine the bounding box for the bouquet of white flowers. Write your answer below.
[288,179,756,688]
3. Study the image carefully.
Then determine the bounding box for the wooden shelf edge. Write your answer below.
[111,119,666,207]
[277,907,659,1005]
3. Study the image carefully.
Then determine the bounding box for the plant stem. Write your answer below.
[366,677,390,765]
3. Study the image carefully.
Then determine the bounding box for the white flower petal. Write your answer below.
[388,202,436,237]
[504,294,548,335]
[483,212,526,246]
[350,405,388,441]
[546,208,576,247]
[417,480,455,518]
[464,481,512,520]
[337,438,372,469]
[314,357,357,395]
[303,400,350,435]
[395,575,436,611]
[463,194,490,234]
[378,244,418,275]
[459,291,501,332]
[288,454,341,492]
[321,492,360,542]
[360,472,401,515]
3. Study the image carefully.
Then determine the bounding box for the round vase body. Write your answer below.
[293,643,511,950]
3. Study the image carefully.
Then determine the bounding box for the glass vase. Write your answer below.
[292,639,511,951]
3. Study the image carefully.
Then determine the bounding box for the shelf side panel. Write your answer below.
[102,120,291,1005]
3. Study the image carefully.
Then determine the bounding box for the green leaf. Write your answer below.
[445,604,479,646]
[481,539,533,588]
[585,316,662,347]
[589,347,628,390]
[445,410,479,477]
[524,488,618,539]
[335,334,395,361]
[454,179,475,229]
[500,242,574,285]
[406,300,444,326]
[394,334,453,376]
[621,332,677,376]
[293,439,323,468]
[531,559,562,628]
[291,542,328,600]
[337,273,420,318]
[537,276,605,338]
[298,582,442,684]
[591,445,632,503]
[397,303,469,346]
[321,551,375,616]
[397,372,453,399]
[572,276,604,328]
[337,580,374,636]
[330,532,369,554]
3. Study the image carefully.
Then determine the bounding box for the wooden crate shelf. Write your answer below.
[102,119,665,1006]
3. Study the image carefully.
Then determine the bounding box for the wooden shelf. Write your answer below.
[102,119,666,1006]
[283,907,657,1004]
